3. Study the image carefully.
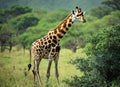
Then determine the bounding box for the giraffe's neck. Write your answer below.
[48,13,73,42]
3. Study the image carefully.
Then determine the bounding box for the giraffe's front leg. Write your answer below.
[46,59,52,84]
[54,45,60,86]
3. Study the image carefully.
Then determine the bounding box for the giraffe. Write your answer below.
[28,6,86,87]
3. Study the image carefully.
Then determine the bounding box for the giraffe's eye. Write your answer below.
[77,15,80,17]
[80,12,83,15]
[78,12,83,16]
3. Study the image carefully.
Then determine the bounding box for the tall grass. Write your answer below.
[0,47,86,87]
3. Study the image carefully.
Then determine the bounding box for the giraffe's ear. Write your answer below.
[83,11,86,15]
[79,8,81,11]
[72,10,75,15]
[76,6,78,9]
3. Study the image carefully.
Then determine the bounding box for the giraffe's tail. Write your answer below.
[28,48,32,71]
[28,64,32,71]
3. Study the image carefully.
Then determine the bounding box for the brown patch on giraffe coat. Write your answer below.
[47,44,51,49]
[57,33,63,39]
[52,39,57,44]
[51,43,56,47]
[52,49,55,52]
[48,40,51,43]
[63,23,66,28]
[45,46,47,49]
[47,38,49,40]
[54,29,57,34]
[66,28,68,31]
[38,49,41,52]
[36,44,39,48]
[57,26,61,29]
[36,40,41,44]
[58,28,66,34]
[56,46,60,52]
[42,45,45,48]
[41,41,43,45]
[50,36,52,39]
[63,21,67,28]
[69,19,72,22]
[44,41,47,45]
[53,35,57,40]
[68,23,71,27]
[49,33,52,35]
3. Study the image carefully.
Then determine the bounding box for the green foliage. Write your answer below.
[42,10,68,23]
[9,4,32,16]
[90,0,120,18]
[65,24,120,87]
[11,13,39,34]
[87,25,120,81]
[64,59,106,87]
[0,5,32,24]
[0,9,7,23]
[18,32,42,49]
[90,6,112,18]
[0,23,16,52]
[0,5,39,52]
[102,0,120,10]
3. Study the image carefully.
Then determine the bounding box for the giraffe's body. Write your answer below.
[31,14,73,60]
[28,6,86,87]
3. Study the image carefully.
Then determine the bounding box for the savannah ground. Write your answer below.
[0,47,86,87]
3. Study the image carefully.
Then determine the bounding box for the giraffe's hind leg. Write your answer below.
[33,59,42,87]
[54,58,60,86]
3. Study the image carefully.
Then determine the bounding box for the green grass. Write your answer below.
[0,47,86,87]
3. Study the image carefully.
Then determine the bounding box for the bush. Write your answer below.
[64,24,120,87]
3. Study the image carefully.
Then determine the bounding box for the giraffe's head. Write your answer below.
[72,6,86,23]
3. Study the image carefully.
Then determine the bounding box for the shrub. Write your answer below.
[64,24,120,87]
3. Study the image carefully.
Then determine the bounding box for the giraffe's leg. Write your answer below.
[32,60,36,84]
[54,58,60,86]
[54,45,60,86]
[46,59,52,83]
[33,59,42,87]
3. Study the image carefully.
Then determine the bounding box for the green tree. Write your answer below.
[0,5,32,24]
[102,0,120,10]
[0,23,16,52]
[11,13,39,34]
[90,6,112,18]
[18,32,42,50]
[9,4,32,17]
[90,0,120,18]
[65,24,120,87]
[18,33,30,52]
[0,5,38,52]
[87,24,120,82]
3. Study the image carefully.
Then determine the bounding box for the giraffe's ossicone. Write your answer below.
[28,6,86,86]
